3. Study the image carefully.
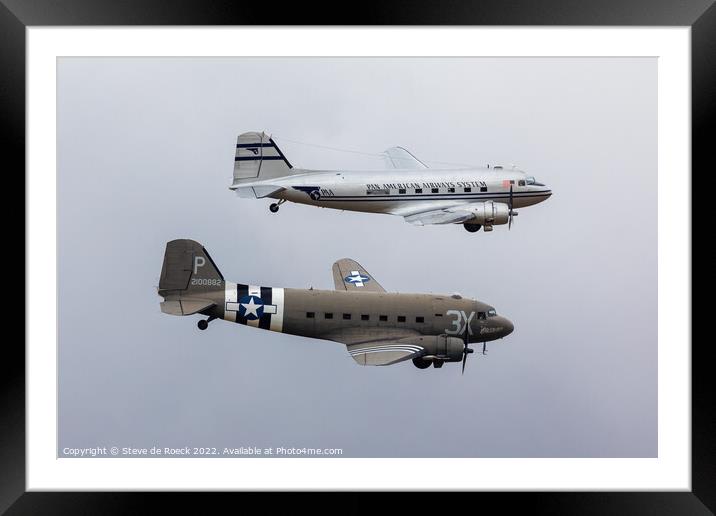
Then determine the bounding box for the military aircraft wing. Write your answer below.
[382,146,428,170]
[403,205,480,226]
[347,341,425,365]
[321,327,425,366]
[332,258,386,292]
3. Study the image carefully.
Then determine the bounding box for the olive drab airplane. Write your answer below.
[229,131,552,233]
[158,239,514,372]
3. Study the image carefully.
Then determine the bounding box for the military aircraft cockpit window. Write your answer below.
[488,309,497,317]
[477,312,486,320]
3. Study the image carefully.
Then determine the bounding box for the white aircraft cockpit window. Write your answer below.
[525,176,545,186]
[488,309,497,317]
[518,180,526,186]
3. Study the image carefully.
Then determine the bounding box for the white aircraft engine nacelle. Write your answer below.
[466,201,510,226]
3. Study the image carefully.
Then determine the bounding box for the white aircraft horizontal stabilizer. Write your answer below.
[233,185,285,199]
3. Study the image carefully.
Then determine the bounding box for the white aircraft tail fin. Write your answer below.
[382,146,428,170]
[231,132,293,187]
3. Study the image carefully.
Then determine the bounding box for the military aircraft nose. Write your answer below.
[498,316,514,337]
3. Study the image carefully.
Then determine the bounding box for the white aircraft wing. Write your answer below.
[382,146,428,170]
[403,205,480,226]
[332,258,386,293]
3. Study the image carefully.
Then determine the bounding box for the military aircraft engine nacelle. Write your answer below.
[402,335,465,368]
[466,201,510,230]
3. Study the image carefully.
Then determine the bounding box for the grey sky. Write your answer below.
[58,57,656,458]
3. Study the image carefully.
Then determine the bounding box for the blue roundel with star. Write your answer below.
[238,295,264,320]
[344,272,370,287]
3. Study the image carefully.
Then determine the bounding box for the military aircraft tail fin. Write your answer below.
[231,132,293,188]
[332,258,386,293]
[158,239,224,295]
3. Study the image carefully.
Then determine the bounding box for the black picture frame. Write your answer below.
[6,1,712,513]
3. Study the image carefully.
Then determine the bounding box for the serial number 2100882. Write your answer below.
[191,278,222,286]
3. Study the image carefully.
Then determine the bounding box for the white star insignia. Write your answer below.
[241,297,261,318]
[346,271,368,287]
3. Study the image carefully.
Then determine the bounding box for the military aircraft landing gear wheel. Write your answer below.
[269,203,280,213]
[463,223,481,233]
[197,319,209,330]
[412,357,432,369]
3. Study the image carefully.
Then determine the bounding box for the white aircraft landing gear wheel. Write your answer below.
[197,319,209,330]
[463,223,482,233]
[269,203,280,213]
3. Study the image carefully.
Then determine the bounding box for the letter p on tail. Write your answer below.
[159,239,223,292]
[157,240,224,316]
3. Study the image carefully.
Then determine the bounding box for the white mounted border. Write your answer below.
[27,27,690,490]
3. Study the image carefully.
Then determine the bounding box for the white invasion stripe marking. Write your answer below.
[224,281,238,322]
[349,347,423,355]
[349,345,424,355]
[269,288,284,333]
[350,348,422,356]
[349,343,424,351]
[246,285,261,327]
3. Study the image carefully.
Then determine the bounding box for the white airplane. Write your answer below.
[229,132,552,233]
